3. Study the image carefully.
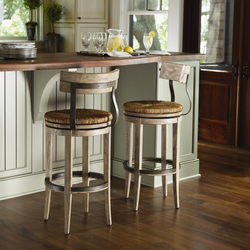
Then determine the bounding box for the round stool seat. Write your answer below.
[123,100,183,114]
[45,109,112,125]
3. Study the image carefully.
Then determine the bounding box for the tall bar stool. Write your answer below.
[44,69,120,234]
[123,62,191,211]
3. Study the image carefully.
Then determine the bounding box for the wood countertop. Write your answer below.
[0,52,205,72]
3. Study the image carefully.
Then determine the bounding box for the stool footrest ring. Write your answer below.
[45,171,108,193]
[123,157,180,176]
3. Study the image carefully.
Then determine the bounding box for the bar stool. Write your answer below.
[123,62,191,211]
[44,69,120,234]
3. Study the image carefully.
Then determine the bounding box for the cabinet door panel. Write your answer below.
[198,70,236,145]
[54,23,75,52]
[56,0,75,22]
[77,0,108,23]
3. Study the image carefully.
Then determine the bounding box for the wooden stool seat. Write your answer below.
[45,109,112,125]
[123,62,191,211]
[123,100,183,114]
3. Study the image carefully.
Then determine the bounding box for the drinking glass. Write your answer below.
[81,32,92,52]
[93,32,102,53]
[143,33,153,55]
[100,32,107,52]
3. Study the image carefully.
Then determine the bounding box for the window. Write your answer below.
[128,0,169,51]
[0,0,29,37]
[133,0,168,10]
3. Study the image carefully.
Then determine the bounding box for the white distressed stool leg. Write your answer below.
[104,130,112,225]
[82,136,90,213]
[64,130,73,234]
[134,119,143,211]
[125,122,133,198]
[173,118,181,209]
[161,124,168,197]
[44,130,53,221]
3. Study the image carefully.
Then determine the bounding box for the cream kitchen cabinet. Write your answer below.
[76,0,109,23]
[50,0,109,52]
[75,0,109,52]
[54,23,75,52]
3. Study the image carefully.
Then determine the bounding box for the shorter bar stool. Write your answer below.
[123,62,191,211]
[44,69,120,234]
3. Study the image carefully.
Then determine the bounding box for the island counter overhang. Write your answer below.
[0,52,205,200]
[0,52,205,71]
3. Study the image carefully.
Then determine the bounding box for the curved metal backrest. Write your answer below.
[159,62,192,115]
[59,69,120,129]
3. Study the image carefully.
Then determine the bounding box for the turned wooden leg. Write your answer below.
[82,136,90,213]
[161,124,168,197]
[64,130,73,234]
[104,130,112,226]
[134,119,143,211]
[44,130,53,221]
[173,118,181,209]
[125,122,133,198]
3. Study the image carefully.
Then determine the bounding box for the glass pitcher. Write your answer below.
[106,29,124,52]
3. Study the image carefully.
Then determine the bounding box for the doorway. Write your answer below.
[183,0,250,149]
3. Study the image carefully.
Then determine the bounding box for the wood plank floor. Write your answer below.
[0,142,250,250]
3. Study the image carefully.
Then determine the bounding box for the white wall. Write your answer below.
[168,0,184,52]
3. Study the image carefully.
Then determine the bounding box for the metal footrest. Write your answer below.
[45,171,108,193]
[123,157,180,176]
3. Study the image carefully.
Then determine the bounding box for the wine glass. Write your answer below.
[93,32,102,53]
[81,32,92,52]
[100,32,107,53]
[143,33,153,55]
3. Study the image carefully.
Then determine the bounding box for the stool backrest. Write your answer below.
[159,62,190,84]
[159,62,191,115]
[60,69,119,94]
[59,69,120,129]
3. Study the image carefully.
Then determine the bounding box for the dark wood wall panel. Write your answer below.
[199,84,230,122]
[198,122,230,144]
[198,70,235,145]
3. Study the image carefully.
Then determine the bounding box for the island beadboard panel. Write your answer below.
[0,67,110,200]
[0,71,32,178]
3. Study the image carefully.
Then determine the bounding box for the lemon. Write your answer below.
[112,37,121,50]
[124,46,133,53]
[117,41,124,52]
[107,45,113,52]
[149,31,155,37]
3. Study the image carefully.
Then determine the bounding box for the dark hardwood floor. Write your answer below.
[0,142,250,250]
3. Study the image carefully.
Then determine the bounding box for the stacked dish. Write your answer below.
[0,42,37,59]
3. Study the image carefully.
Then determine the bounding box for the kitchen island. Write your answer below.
[0,52,205,200]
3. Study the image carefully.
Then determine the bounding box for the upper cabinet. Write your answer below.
[77,0,109,23]
[58,0,75,23]
[75,0,109,52]
[51,0,109,52]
